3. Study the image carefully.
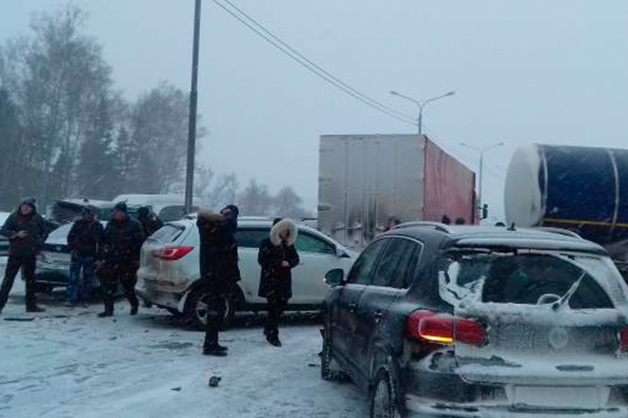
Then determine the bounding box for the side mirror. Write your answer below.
[324,268,345,286]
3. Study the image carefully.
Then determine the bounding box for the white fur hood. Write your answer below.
[269,218,298,246]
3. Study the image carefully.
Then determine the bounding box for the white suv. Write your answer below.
[136,217,356,329]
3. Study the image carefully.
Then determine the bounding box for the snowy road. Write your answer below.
[0,282,364,418]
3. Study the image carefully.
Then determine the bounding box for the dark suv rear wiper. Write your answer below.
[551,272,586,312]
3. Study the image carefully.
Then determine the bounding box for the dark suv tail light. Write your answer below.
[151,246,194,261]
[406,310,486,346]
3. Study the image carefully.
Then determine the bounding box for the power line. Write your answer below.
[211,0,416,125]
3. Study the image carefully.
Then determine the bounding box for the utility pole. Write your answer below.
[184,0,201,214]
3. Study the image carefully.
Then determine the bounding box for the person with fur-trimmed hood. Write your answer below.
[0,197,48,314]
[136,206,163,239]
[258,218,300,347]
[197,208,240,356]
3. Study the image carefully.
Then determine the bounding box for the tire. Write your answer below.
[321,313,348,381]
[369,368,402,418]
[184,285,241,331]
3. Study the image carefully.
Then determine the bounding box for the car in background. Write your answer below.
[35,221,107,293]
[136,217,357,329]
[49,198,139,224]
[0,211,11,270]
[111,194,201,222]
[321,223,628,417]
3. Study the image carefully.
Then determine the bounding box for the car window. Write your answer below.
[371,238,421,288]
[346,238,388,285]
[235,228,269,248]
[295,232,335,255]
[150,224,185,243]
[158,205,199,222]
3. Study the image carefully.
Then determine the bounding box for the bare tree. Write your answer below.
[238,179,272,216]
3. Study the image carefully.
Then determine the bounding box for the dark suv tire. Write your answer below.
[368,368,402,418]
[321,314,348,381]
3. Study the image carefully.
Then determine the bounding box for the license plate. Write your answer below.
[509,385,609,410]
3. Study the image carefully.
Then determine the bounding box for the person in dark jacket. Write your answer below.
[0,197,48,314]
[258,218,300,347]
[66,207,104,306]
[96,202,144,317]
[137,206,163,239]
[197,209,241,356]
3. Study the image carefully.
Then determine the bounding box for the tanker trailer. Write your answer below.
[505,143,628,274]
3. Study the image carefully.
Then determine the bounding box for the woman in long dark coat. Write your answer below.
[258,218,300,347]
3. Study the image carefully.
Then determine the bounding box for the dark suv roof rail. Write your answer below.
[394,221,451,233]
[533,227,583,240]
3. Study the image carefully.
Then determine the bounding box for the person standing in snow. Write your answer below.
[66,207,104,307]
[198,208,240,356]
[136,206,163,240]
[96,202,144,317]
[0,197,48,314]
[258,218,300,347]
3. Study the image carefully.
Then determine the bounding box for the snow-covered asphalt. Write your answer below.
[0,282,364,418]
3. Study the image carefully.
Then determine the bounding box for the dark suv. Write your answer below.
[321,223,628,417]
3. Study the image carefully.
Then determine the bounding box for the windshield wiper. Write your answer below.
[552,272,586,312]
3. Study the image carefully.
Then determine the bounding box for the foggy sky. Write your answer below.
[2,1,627,218]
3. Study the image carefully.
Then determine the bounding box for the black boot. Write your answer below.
[203,344,228,356]
[266,334,282,347]
[26,306,45,313]
[98,301,114,318]
[130,303,138,316]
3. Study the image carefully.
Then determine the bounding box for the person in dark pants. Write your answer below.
[137,206,163,239]
[258,218,300,347]
[197,208,240,356]
[96,202,144,317]
[66,207,104,307]
[0,197,48,314]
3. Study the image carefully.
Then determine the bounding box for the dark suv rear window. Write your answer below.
[440,251,619,309]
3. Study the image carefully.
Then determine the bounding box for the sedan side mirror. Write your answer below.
[324,268,345,286]
[336,246,350,258]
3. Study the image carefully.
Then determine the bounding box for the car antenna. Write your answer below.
[507,222,516,231]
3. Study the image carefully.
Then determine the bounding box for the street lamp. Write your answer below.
[390,90,455,136]
[459,142,505,213]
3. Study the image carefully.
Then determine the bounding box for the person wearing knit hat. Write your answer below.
[96,201,144,317]
[0,197,48,314]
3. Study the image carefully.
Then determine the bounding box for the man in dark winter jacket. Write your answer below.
[137,206,163,240]
[258,218,300,347]
[66,207,104,306]
[197,208,241,356]
[96,202,144,317]
[0,197,48,314]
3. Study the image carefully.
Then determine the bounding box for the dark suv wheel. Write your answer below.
[369,368,402,418]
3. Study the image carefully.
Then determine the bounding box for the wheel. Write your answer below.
[369,368,402,418]
[321,313,348,381]
[184,285,240,331]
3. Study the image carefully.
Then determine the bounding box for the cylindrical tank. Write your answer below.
[505,144,628,246]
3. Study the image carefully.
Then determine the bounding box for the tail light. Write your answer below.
[151,246,194,261]
[620,325,628,350]
[406,310,486,346]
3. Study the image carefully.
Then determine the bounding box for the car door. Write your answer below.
[332,238,388,375]
[291,231,342,305]
[233,227,269,304]
[354,237,423,374]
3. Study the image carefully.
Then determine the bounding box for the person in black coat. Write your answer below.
[198,208,241,356]
[137,206,163,239]
[96,202,144,317]
[258,218,300,347]
[0,197,48,314]
[66,207,104,306]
